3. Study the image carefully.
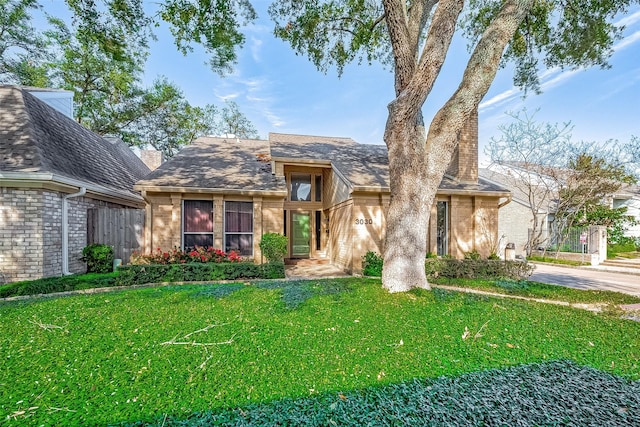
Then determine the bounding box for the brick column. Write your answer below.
[253,196,263,262]
[171,194,182,248]
[214,196,224,249]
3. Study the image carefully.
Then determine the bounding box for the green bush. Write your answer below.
[259,233,288,262]
[362,252,532,280]
[432,258,534,280]
[463,250,481,260]
[362,251,384,276]
[608,241,638,258]
[0,273,118,298]
[115,262,285,286]
[82,244,115,273]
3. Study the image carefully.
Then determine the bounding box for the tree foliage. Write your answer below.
[0,0,259,157]
[488,110,638,254]
[270,0,636,291]
[0,0,49,84]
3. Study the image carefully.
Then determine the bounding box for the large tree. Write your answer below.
[269,0,635,291]
[0,0,259,155]
[0,0,49,84]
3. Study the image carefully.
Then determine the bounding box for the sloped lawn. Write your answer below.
[1,278,639,426]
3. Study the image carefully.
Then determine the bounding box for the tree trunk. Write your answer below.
[382,106,435,292]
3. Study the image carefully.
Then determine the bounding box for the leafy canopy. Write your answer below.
[269,0,634,91]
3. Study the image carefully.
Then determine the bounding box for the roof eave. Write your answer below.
[134,184,288,197]
[0,171,144,206]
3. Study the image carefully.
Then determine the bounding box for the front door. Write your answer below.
[291,212,311,258]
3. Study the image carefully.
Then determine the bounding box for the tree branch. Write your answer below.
[382,0,414,93]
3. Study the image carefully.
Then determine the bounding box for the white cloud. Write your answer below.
[250,36,264,63]
[615,9,640,28]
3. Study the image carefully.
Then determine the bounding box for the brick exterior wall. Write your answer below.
[328,200,353,272]
[146,193,285,262]
[351,195,386,273]
[446,108,478,183]
[0,186,142,284]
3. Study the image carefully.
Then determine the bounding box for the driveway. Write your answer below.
[529,263,640,297]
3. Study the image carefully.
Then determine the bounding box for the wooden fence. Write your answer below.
[87,208,145,263]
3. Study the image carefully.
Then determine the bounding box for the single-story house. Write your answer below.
[0,85,150,283]
[135,110,511,273]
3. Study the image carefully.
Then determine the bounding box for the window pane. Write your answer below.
[225,202,253,232]
[184,234,213,250]
[290,174,311,201]
[225,234,253,256]
[184,200,213,232]
[315,210,321,250]
[315,175,322,202]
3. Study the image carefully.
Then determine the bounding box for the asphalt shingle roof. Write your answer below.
[0,86,149,198]
[135,137,286,193]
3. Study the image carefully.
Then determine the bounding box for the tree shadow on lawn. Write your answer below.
[191,279,356,309]
[115,359,640,426]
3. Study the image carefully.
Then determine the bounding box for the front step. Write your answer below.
[285,258,330,266]
[601,259,640,269]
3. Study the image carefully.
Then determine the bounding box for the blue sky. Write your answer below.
[41,1,640,162]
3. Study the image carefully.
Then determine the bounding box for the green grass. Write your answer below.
[0,278,639,426]
[432,277,640,305]
[527,255,590,266]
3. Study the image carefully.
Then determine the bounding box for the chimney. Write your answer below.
[141,150,164,171]
[446,107,478,184]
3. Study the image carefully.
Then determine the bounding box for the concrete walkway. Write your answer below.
[284,262,351,280]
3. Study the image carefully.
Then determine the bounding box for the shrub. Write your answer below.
[362,252,533,281]
[0,273,118,298]
[259,233,288,262]
[130,246,241,265]
[362,251,384,276]
[82,244,114,273]
[463,250,481,260]
[431,258,535,280]
[115,262,285,286]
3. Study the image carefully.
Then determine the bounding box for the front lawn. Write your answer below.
[1,278,639,425]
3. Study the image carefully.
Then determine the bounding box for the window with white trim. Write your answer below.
[182,200,214,250]
[224,201,253,256]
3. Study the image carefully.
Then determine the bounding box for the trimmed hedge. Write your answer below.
[429,258,535,280]
[115,262,285,286]
[362,252,534,281]
[0,273,118,298]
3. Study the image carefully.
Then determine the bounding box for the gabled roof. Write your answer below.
[271,133,508,194]
[0,86,149,200]
[479,167,554,211]
[135,137,286,194]
[136,132,508,196]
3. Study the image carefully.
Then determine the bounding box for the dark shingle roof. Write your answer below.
[271,134,508,194]
[0,86,149,198]
[135,137,286,193]
[137,131,508,196]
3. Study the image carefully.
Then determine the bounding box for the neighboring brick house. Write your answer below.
[135,110,511,274]
[0,86,150,283]
[479,167,552,257]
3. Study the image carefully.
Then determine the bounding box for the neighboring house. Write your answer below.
[612,184,640,239]
[0,86,150,283]
[135,110,511,273]
[479,167,553,257]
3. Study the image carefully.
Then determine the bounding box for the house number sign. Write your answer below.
[355,218,373,225]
